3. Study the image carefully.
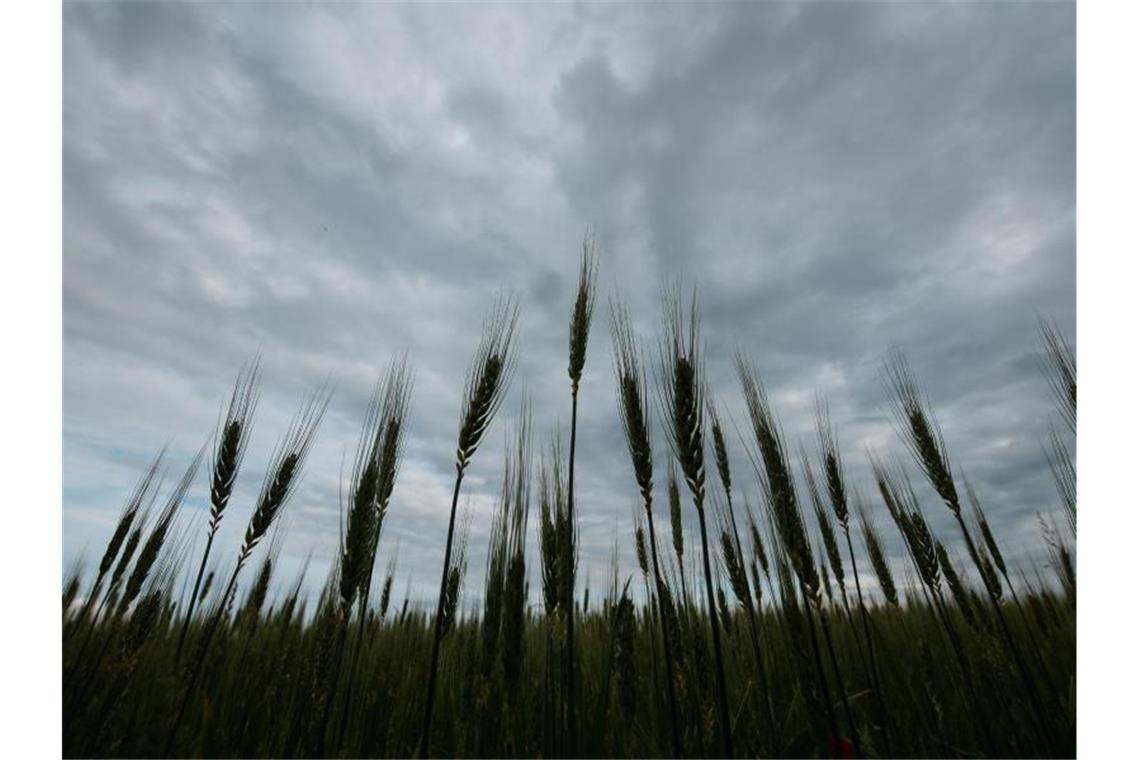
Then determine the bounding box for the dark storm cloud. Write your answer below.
[64,2,1074,606]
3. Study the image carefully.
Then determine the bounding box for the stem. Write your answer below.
[953,512,1055,750]
[928,587,1002,753]
[694,498,734,757]
[802,586,840,749]
[163,560,243,757]
[1005,571,1071,728]
[643,500,682,757]
[565,386,579,757]
[724,491,776,748]
[64,573,106,683]
[315,613,350,757]
[63,582,105,693]
[817,607,862,757]
[843,526,894,757]
[417,470,465,757]
[176,529,216,661]
[336,520,387,750]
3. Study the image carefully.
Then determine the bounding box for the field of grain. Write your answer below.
[62,244,1076,758]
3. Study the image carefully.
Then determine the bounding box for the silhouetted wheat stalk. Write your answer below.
[318,358,413,754]
[610,296,682,756]
[737,355,855,756]
[710,399,778,749]
[164,385,329,757]
[666,463,690,614]
[872,455,1006,750]
[538,439,573,758]
[419,295,517,756]
[1038,317,1076,434]
[659,287,733,758]
[810,411,895,757]
[334,357,412,751]
[886,352,1058,745]
[563,235,596,756]
[65,448,164,688]
[69,446,203,717]
[178,360,259,660]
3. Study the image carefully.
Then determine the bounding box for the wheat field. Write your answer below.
[62,244,1076,759]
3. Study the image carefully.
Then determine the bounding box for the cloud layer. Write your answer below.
[64,2,1075,609]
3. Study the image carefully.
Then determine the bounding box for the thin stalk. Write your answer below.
[644,509,683,756]
[176,531,215,659]
[843,525,892,754]
[694,500,734,757]
[163,560,243,757]
[565,386,579,757]
[721,489,776,748]
[953,512,1057,748]
[419,296,516,755]
[315,614,351,757]
[803,585,840,746]
[564,236,595,756]
[418,472,464,757]
[815,605,862,757]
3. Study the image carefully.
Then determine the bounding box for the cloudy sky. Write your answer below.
[63,2,1074,611]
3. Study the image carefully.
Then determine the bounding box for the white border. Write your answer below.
[1077,0,1140,755]
[1,1,62,757]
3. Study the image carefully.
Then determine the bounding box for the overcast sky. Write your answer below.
[63,2,1074,611]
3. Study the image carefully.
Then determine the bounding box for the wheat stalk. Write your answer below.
[335,356,415,750]
[178,360,259,659]
[163,385,329,757]
[609,295,682,755]
[659,286,733,758]
[1038,317,1076,434]
[66,448,165,688]
[737,356,851,752]
[562,234,596,756]
[886,352,1059,744]
[420,295,518,756]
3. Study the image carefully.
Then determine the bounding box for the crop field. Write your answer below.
[62,246,1076,758]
